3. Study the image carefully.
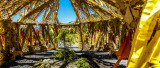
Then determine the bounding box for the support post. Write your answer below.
[70,0,84,50]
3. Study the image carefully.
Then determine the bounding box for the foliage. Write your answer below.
[32,59,51,68]
[65,34,78,45]
[75,57,91,68]
[83,25,88,33]
[53,48,77,63]
[54,28,70,41]
[54,28,78,46]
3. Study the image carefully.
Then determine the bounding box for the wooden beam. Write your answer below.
[41,25,46,46]
[47,25,50,42]
[32,26,42,46]
[95,32,103,48]
[11,18,119,25]
[16,24,20,50]
[44,25,54,48]
[70,0,84,49]
[52,0,59,24]
[21,25,31,47]
[77,3,94,21]
[84,0,117,17]
[29,25,33,46]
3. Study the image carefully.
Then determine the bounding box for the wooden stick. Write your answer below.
[41,25,46,46]
[21,25,31,47]
[44,25,54,48]
[29,26,32,46]
[95,32,102,48]
[41,25,46,40]
[113,57,122,68]
[47,25,50,42]
[32,26,42,46]
[16,24,20,50]
[70,0,84,49]
[0,36,2,49]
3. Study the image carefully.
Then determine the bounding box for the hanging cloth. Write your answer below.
[113,29,133,68]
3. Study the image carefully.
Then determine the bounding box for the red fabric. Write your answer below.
[116,29,133,59]
[113,29,133,68]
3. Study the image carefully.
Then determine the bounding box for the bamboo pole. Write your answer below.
[42,25,46,41]
[32,26,46,51]
[47,25,50,43]
[29,25,33,46]
[100,0,119,17]
[70,0,84,49]
[21,25,31,48]
[84,0,117,17]
[51,0,59,49]
[44,25,54,49]
[95,32,102,48]
[78,3,94,21]
[0,40,3,67]
[3,20,12,60]
[16,24,20,50]
[78,3,95,49]
[0,22,3,67]
[11,18,116,26]
[40,25,47,50]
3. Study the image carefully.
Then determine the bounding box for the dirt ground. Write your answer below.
[2,44,127,68]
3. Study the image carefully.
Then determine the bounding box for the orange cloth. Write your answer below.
[113,29,133,68]
[117,29,132,58]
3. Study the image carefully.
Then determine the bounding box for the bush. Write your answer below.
[53,48,77,63]
[75,57,91,68]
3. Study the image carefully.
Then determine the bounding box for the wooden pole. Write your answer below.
[70,0,84,49]
[41,25,46,48]
[32,26,46,51]
[3,20,11,60]
[44,25,54,49]
[21,25,31,48]
[47,25,50,43]
[0,21,4,67]
[29,25,33,46]
[16,24,20,50]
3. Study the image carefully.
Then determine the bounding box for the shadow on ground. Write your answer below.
[2,47,126,68]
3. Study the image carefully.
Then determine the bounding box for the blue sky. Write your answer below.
[13,0,77,23]
[58,0,76,23]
